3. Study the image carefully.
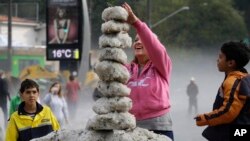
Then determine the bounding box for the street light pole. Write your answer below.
[147,0,152,27]
[78,0,91,84]
[7,0,12,72]
[151,6,189,29]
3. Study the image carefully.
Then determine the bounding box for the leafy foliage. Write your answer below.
[88,0,138,48]
[141,0,247,48]
[0,0,46,21]
[3,0,248,49]
[233,0,250,35]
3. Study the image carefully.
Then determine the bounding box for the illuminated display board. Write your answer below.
[46,0,83,60]
[47,48,79,59]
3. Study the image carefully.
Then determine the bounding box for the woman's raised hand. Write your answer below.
[122,2,138,25]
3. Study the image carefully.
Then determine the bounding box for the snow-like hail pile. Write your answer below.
[32,6,172,141]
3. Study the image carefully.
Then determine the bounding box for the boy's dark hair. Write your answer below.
[19,79,39,93]
[221,41,250,69]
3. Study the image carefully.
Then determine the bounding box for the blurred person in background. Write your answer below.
[43,82,69,128]
[9,94,22,117]
[8,78,22,117]
[123,3,174,140]
[5,79,60,141]
[186,77,199,115]
[0,70,11,129]
[65,74,80,119]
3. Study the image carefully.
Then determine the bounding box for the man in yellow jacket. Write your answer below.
[5,79,60,141]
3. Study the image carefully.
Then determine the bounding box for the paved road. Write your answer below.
[66,87,210,141]
[0,85,214,141]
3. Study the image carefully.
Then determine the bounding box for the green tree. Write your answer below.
[233,0,250,34]
[88,0,138,48]
[181,0,247,47]
[4,0,247,49]
[0,0,46,22]
[136,0,247,48]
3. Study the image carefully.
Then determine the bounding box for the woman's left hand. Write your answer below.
[122,2,138,25]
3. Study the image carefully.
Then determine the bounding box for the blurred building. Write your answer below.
[0,15,45,46]
[0,15,59,77]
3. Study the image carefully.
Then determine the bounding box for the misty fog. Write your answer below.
[170,47,222,141]
[170,47,250,141]
[1,47,250,141]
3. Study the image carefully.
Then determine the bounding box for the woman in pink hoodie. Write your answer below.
[123,3,173,140]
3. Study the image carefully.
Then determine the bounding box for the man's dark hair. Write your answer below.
[69,75,75,81]
[19,79,39,93]
[221,41,250,69]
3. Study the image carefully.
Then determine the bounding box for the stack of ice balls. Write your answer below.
[86,6,136,131]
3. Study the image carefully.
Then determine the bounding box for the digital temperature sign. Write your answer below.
[46,0,82,60]
[47,48,79,60]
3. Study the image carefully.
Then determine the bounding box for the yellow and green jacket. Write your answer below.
[5,102,60,141]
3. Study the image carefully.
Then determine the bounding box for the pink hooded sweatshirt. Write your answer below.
[126,20,172,120]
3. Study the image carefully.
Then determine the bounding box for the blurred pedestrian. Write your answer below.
[65,74,80,119]
[0,70,11,128]
[186,77,199,115]
[43,82,69,128]
[123,3,174,140]
[5,79,60,141]
[8,79,22,117]
[9,94,22,117]
[195,41,250,141]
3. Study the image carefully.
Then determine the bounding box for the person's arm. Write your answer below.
[195,84,199,95]
[77,81,81,90]
[49,108,60,130]
[122,3,172,80]
[134,21,171,80]
[53,19,61,44]
[5,116,18,141]
[196,78,246,126]
[42,94,51,106]
[62,98,69,123]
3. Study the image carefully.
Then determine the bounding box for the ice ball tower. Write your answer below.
[31,6,172,141]
[86,6,136,131]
